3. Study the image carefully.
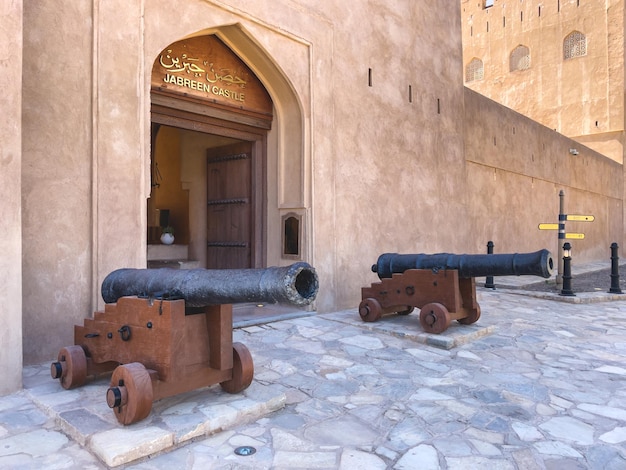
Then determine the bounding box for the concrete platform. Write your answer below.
[23,364,286,467]
[325,308,496,350]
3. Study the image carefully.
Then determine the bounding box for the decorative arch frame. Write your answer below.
[466,58,484,82]
[564,31,587,60]
[510,45,530,71]
[146,24,310,266]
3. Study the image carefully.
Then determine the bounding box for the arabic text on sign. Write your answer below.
[160,51,248,86]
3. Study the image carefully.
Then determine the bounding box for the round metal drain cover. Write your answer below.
[234,446,257,456]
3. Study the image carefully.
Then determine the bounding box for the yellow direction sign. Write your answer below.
[566,215,594,222]
[538,223,559,230]
[565,233,585,239]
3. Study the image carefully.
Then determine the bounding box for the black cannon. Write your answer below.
[360,249,554,334]
[102,261,319,307]
[372,249,554,279]
[52,262,319,425]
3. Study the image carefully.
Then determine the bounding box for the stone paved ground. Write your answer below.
[2,270,626,469]
[496,263,626,294]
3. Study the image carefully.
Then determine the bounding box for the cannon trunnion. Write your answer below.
[360,250,554,334]
[51,263,319,425]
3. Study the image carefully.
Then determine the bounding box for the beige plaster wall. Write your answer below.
[21,1,94,364]
[0,0,23,395]
[17,0,625,369]
[461,0,625,163]
[22,0,150,365]
[464,88,624,262]
[321,2,470,310]
[94,0,149,297]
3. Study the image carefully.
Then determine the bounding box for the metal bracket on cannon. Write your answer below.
[359,249,554,334]
[51,262,319,425]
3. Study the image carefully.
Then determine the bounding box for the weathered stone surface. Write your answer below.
[7,290,626,469]
[539,417,595,445]
[0,429,68,458]
[394,444,439,470]
[273,450,336,468]
[339,449,387,470]
[90,427,174,467]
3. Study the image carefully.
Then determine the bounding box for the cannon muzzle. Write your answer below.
[372,249,554,279]
[102,262,319,307]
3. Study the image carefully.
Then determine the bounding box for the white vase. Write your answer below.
[160,233,175,245]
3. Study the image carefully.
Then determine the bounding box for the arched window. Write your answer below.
[510,45,530,71]
[564,31,587,59]
[466,58,484,82]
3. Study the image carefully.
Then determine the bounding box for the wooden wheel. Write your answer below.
[397,306,415,316]
[359,298,383,322]
[50,345,87,390]
[419,303,451,334]
[107,362,153,425]
[458,305,481,325]
[220,343,254,394]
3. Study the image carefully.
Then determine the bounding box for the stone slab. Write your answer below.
[24,363,285,467]
[497,288,626,304]
[323,309,495,350]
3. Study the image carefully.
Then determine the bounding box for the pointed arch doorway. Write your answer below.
[149,34,272,270]
[149,33,303,323]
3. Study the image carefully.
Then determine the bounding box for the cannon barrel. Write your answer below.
[101,262,319,307]
[372,249,554,279]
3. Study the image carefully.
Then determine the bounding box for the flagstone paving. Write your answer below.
[2,270,626,469]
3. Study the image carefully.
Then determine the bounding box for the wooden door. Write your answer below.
[206,142,254,269]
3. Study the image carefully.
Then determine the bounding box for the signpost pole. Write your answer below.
[538,192,591,284]
[557,190,565,288]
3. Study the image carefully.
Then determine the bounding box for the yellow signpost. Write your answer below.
[541,191,595,288]
[566,215,595,222]
[538,214,593,239]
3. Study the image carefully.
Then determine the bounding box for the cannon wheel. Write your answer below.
[107,362,153,425]
[359,298,383,322]
[51,345,87,390]
[397,306,415,316]
[221,343,254,394]
[458,305,481,325]
[419,303,451,334]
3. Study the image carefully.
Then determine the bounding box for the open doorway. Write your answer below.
[147,124,303,324]
[149,32,312,325]
[147,125,260,271]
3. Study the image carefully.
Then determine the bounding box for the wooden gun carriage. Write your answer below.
[51,262,318,425]
[359,249,553,334]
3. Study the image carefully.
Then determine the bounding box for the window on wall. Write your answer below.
[510,45,530,71]
[466,58,484,82]
[485,0,494,8]
[564,31,587,59]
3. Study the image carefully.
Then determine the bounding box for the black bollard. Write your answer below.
[609,242,623,294]
[560,242,575,296]
[484,241,495,289]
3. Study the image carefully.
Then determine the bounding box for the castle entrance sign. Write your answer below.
[151,35,272,120]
